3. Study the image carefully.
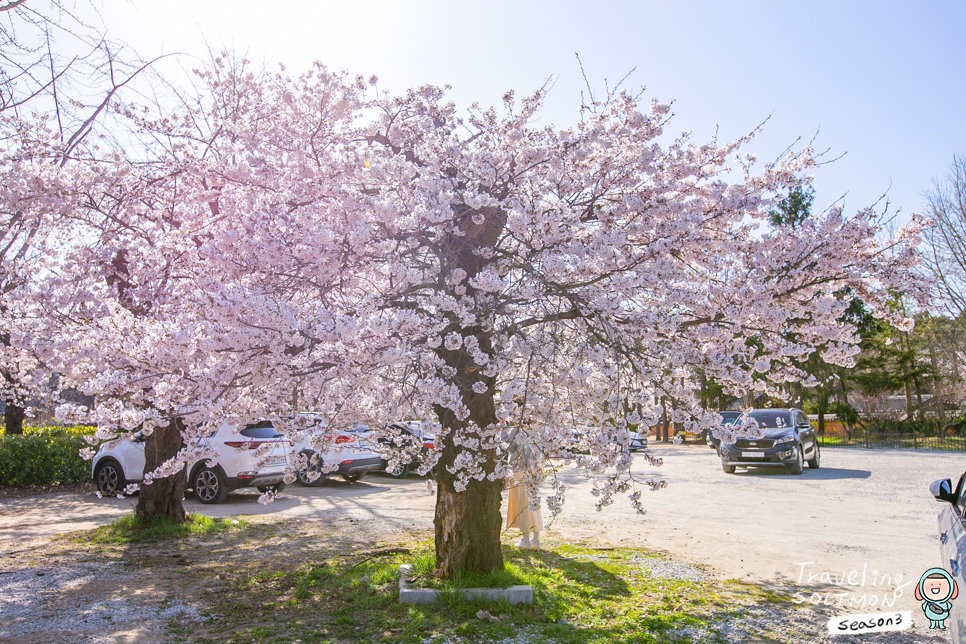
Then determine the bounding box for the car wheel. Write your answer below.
[788,446,804,475]
[94,460,126,495]
[194,466,228,504]
[722,460,736,474]
[387,461,411,479]
[342,472,363,483]
[257,482,286,494]
[807,442,821,469]
[296,450,326,486]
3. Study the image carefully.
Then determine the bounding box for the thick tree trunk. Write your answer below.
[434,463,504,578]
[430,203,511,578]
[135,418,187,523]
[433,387,504,577]
[3,401,24,434]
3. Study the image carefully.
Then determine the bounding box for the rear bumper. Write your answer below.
[227,471,286,489]
[338,457,382,476]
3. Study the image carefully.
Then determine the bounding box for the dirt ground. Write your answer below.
[0,443,959,641]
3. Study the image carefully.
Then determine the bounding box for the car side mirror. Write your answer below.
[931,478,957,505]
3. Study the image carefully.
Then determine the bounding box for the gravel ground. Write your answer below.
[0,561,206,643]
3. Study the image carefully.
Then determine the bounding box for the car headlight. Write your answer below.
[774,435,796,445]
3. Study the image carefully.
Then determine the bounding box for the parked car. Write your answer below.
[367,421,436,479]
[91,421,292,504]
[291,416,382,485]
[566,427,589,455]
[706,411,742,452]
[718,408,819,474]
[929,472,966,641]
[628,429,648,451]
[567,425,646,454]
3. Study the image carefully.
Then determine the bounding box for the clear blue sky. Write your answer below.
[102,0,964,221]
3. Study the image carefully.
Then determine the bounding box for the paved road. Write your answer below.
[1,444,958,613]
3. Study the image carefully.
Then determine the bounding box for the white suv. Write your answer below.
[91,421,293,504]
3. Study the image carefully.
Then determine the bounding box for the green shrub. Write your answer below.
[0,426,94,486]
[0,424,95,436]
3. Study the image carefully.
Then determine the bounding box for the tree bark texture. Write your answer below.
[433,362,504,577]
[434,458,505,578]
[135,417,187,523]
[432,204,508,578]
[3,401,24,434]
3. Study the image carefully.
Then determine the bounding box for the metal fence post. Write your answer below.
[914,428,918,449]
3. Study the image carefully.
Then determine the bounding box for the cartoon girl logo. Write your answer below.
[916,567,959,629]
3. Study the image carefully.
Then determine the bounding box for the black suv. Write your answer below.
[718,408,820,475]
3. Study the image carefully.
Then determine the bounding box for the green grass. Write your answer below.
[178,533,799,644]
[405,550,527,590]
[84,512,244,543]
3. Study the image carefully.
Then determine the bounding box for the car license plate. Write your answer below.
[741,451,764,458]
[267,455,287,465]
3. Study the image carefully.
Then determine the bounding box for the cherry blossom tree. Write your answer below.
[1,0,155,433]
[34,57,926,576]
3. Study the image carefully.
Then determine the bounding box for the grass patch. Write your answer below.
[405,550,527,590]
[84,512,243,543]
[174,531,803,644]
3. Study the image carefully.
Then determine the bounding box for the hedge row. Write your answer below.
[0,424,94,436]
[0,427,94,486]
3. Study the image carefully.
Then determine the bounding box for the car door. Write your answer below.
[794,411,815,457]
[122,431,147,482]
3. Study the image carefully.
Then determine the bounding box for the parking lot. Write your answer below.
[1,443,957,614]
[556,443,957,614]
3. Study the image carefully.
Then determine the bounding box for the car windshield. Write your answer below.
[746,411,793,429]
